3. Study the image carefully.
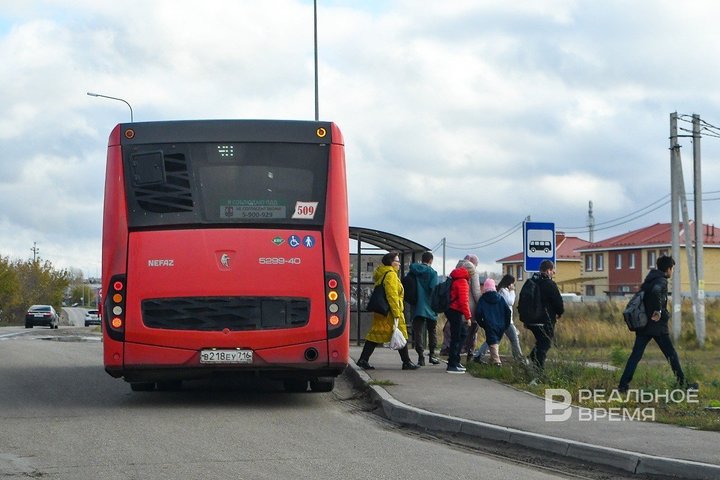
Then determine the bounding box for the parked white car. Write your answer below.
[84,309,101,327]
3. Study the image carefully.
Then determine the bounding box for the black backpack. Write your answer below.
[517,277,546,325]
[623,290,648,331]
[401,271,418,305]
[430,277,454,313]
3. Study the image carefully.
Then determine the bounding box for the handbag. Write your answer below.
[389,318,407,350]
[366,271,391,315]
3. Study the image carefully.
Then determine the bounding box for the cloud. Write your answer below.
[2,0,720,276]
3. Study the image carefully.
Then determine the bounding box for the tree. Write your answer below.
[0,256,19,322]
[3,258,69,324]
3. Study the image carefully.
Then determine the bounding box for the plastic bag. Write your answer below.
[389,318,407,350]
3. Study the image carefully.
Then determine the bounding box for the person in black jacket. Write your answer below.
[525,260,564,372]
[618,256,697,392]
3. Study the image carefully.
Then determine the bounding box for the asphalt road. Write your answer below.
[0,326,592,480]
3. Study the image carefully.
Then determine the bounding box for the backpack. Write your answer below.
[401,271,418,305]
[517,277,546,325]
[623,290,648,331]
[430,277,454,313]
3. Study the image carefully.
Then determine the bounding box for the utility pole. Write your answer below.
[669,113,681,341]
[693,114,706,347]
[587,201,595,243]
[31,242,39,262]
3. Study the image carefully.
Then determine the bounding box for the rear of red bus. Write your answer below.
[101,120,349,392]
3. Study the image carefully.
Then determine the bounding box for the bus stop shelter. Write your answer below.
[349,226,430,345]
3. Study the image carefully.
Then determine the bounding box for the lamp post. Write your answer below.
[314,0,319,120]
[86,92,134,122]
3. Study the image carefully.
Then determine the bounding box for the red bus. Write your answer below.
[101,120,349,392]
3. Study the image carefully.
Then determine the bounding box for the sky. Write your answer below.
[3,0,720,278]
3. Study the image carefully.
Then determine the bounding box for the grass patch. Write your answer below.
[368,379,396,387]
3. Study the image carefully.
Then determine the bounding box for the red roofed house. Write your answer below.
[497,232,590,294]
[576,222,720,298]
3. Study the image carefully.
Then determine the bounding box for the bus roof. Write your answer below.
[114,120,341,146]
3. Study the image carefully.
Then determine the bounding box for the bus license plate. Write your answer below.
[200,349,253,364]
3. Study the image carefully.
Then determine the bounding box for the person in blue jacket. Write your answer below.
[409,251,440,366]
[474,278,511,366]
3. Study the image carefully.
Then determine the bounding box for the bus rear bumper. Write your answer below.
[107,339,348,383]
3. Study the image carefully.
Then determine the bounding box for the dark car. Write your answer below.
[25,305,59,329]
[84,309,101,327]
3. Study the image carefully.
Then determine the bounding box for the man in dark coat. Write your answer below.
[525,259,564,372]
[618,255,697,392]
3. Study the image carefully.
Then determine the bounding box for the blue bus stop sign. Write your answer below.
[524,221,555,272]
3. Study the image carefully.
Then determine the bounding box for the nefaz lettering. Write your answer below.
[148,259,175,267]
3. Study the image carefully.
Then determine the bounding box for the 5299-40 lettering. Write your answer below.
[258,257,302,265]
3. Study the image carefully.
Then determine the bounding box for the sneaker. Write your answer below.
[446,365,465,374]
[402,361,420,370]
[685,382,699,392]
[417,354,426,366]
[456,363,466,371]
[356,359,375,370]
[428,355,440,365]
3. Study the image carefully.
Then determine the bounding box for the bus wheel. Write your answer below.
[310,377,335,392]
[283,379,308,393]
[130,382,156,392]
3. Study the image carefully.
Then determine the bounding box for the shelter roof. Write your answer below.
[350,226,429,253]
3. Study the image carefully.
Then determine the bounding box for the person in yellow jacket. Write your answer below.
[356,251,420,370]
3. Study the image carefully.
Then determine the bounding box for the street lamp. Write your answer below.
[86,92,134,122]
[314,0,319,121]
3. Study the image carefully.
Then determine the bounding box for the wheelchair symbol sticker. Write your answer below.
[288,235,301,248]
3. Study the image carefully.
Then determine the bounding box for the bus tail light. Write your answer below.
[104,274,127,342]
[325,273,347,338]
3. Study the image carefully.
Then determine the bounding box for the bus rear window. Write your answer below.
[124,142,328,228]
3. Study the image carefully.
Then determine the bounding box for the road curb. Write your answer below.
[344,361,720,480]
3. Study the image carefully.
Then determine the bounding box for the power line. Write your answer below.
[446,219,524,248]
[561,200,670,235]
[560,190,720,234]
[559,194,669,231]
[446,221,524,250]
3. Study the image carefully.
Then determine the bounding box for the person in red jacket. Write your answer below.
[445,262,473,373]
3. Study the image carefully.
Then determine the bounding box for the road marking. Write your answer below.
[0,331,32,340]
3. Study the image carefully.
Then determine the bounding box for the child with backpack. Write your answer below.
[474,278,512,366]
[439,256,481,356]
[445,262,473,373]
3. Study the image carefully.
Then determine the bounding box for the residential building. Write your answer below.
[577,222,720,298]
